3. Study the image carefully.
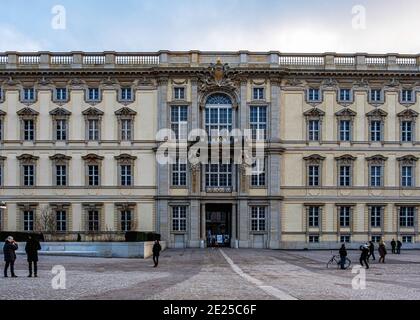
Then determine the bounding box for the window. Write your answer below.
[121,87,132,101]
[88,165,99,186]
[121,119,132,141]
[120,210,132,231]
[370,120,382,142]
[56,88,67,101]
[340,235,351,243]
[23,120,35,141]
[308,120,320,141]
[88,119,99,141]
[253,87,264,100]
[172,159,187,186]
[88,88,100,101]
[399,207,414,227]
[402,235,413,243]
[309,235,319,243]
[370,206,382,228]
[251,206,266,231]
[401,89,413,103]
[23,210,34,231]
[251,158,266,187]
[205,163,232,187]
[205,106,232,140]
[56,165,67,186]
[308,88,320,102]
[23,88,35,101]
[339,165,351,187]
[56,119,67,141]
[370,89,382,102]
[308,206,320,227]
[339,89,351,102]
[339,207,351,227]
[172,206,187,232]
[401,165,413,187]
[308,165,320,187]
[250,106,267,140]
[370,165,383,187]
[23,165,35,186]
[401,121,412,142]
[120,164,132,186]
[56,210,67,232]
[371,235,382,243]
[174,87,185,100]
[171,106,188,140]
[88,210,99,231]
[339,120,351,141]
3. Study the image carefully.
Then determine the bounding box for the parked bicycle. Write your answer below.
[326,254,351,269]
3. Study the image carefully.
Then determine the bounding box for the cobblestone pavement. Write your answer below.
[1,249,420,300]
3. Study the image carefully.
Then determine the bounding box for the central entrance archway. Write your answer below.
[205,204,232,247]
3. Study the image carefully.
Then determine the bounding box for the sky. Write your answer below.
[0,0,419,53]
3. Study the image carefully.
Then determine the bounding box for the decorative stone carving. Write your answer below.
[68,78,86,89]
[397,108,418,121]
[49,107,71,117]
[366,155,388,164]
[335,154,357,165]
[396,155,419,166]
[303,154,326,164]
[283,78,304,87]
[190,163,201,193]
[366,108,388,120]
[100,76,119,89]
[353,78,369,88]
[321,78,338,90]
[198,59,241,93]
[82,107,104,117]
[303,107,325,119]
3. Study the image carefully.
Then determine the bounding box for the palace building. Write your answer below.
[0,51,420,249]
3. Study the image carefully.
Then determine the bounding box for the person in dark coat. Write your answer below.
[359,243,370,269]
[367,241,376,261]
[378,240,387,263]
[396,240,402,254]
[3,236,18,278]
[391,239,396,254]
[338,244,347,270]
[25,235,41,277]
[152,240,162,267]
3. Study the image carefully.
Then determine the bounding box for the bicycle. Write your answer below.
[326,254,351,269]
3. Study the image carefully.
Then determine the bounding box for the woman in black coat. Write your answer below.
[25,236,41,277]
[152,240,162,267]
[3,236,18,278]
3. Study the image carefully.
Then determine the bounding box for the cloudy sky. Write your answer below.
[0,0,419,53]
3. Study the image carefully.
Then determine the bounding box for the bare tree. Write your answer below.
[36,205,56,234]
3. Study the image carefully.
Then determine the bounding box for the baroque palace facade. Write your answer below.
[0,51,420,249]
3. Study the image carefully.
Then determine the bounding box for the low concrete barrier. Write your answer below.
[15,241,166,259]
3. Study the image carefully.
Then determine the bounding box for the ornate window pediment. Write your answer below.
[49,154,72,162]
[82,154,104,163]
[17,107,39,118]
[17,154,39,163]
[397,155,419,165]
[114,154,137,163]
[303,107,325,119]
[49,107,71,117]
[335,108,357,118]
[366,155,388,164]
[82,107,104,117]
[335,154,357,164]
[303,154,326,164]
[397,108,418,121]
[366,108,387,120]
[114,107,137,117]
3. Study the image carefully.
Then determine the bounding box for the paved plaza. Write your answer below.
[1,248,420,300]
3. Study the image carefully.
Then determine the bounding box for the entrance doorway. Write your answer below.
[206,204,231,247]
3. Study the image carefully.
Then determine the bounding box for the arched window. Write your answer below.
[205,93,232,138]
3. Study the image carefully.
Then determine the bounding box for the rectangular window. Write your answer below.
[308,120,320,141]
[370,165,383,187]
[205,163,232,188]
[309,235,319,243]
[339,206,351,227]
[370,89,382,102]
[120,210,132,231]
[88,165,99,186]
[88,119,99,141]
[401,166,413,187]
[339,165,351,187]
[371,235,382,243]
[88,210,99,231]
[401,89,413,103]
[174,87,185,100]
[401,121,412,142]
[308,165,320,186]
[251,158,266,187]
[171,106,188,140]
[340,235,351,243]
[400,207,415,227]
[172,206,187,232]
[23,210,34,231]
[56,88,67,101]
[23,119,35,141]
[23,88,35,101]
[172,159,187,186]
[205,106,232,141]
[370,206,382,228]
[56,165,67,186]
[250,106,267,140]
[121,87,132,101]
[339,120,351,141]
[120,165,132,186]
[308,206,320,227]
[56,210,67,232]
[121,119,132,141]
[253,87,264,100]
[88,88,100,101]
[23,164,35,186]
[339,89,351,102]
[251,206,266,231]
[56,119,67,141]
[370,120,382,142]
[402,235,413,243]
[308,88,320,101]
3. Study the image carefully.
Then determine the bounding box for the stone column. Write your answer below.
[231,203,237,248]
[201,203,206,247]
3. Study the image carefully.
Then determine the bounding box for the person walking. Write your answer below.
[339,244,347,270]
[368,241,376,261]
[359,243,370,269]
[3,236,18,278]
[152,240,162,267]
[396,240,402,254]
[25,235,41,277]
[391,239,396,254]
[378,240,387,263]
